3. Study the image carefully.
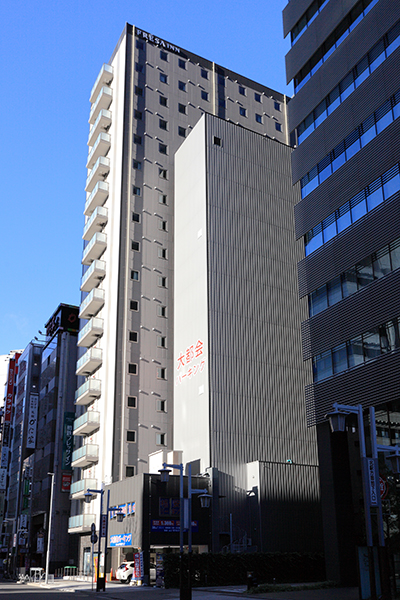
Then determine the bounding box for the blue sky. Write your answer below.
[0,0,290,354]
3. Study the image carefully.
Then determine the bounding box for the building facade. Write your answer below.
[69,23,291,559]
[283,0,400,584]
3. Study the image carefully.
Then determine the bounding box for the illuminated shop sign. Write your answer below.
[151,519,198,532]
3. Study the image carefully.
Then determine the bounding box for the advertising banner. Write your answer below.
[62,412,75,470]
[26,394,39,449]
[0,469,7,491]
[109,533,132,547]
[4,359,15,423]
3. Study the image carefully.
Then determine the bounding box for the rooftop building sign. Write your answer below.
[135,27,181,54]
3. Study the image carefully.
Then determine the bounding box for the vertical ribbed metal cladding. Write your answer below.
[294,117,400,239]
[306,350,400,427]
[112,25,134,483]
[291,48,400,179]
[302,267,400,360]
[298,192,400,297]
[288,0,400,131]
[203,115,320,550]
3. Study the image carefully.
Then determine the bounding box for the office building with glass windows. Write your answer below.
[69,23,299,565]
[283,0,400,585]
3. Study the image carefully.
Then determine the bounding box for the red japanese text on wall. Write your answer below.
[176,339,205,385]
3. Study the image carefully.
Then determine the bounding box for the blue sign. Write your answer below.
[110,533,132,547]
[151,520,198,532]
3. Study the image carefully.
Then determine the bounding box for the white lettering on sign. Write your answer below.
[135,28,181,54]
[368,458,378,507]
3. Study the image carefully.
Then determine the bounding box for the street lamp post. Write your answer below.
[326,403,395,600]
[45,472,54,585]
[159,462,211,600]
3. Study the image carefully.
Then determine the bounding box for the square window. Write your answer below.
[130,300,139,311]
[159,119,168,130]
[274,101,281,111]
[156,433,166,445]
[132,241,140,251]
[159,95,168,107]
[178,103,186,114]
[159,143,167,155]
[255,92,262,102]
[129,331,138,342]
[160,50,168,61]
[128,363,138,375]
[157,368,167,380]
[159,194,167,205]
[133,160,141,170]
[133,186,141,196]
[201,91,208,101]
[126,466,135,477]
[178,126,186,137]
[127,396,137,408]
[239,107,247,117]
[158,247,167,259]
[136,40,144,50]
[131,270,139,281]
[178,58,186,69]
[132,212,140,222]
[201,68,208,79]
[135,63,143,73]
[135,86,143,97]
[157,305,167,317]
[134,110,142,120]
[275,122,282,132]
[157,336,166,348]
[239,85,246,96]
[213,136,222,146]
[134,134,142,145]
[127,430,136,442]
[160,73,168,84]
[157,399,166,412]
[158,220,167,231]
[158,276,167,287]
[178,81,186,92]
[255,114,262,124]
[159,168,167,179]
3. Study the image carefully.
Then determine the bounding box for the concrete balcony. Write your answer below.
[86,133,111,170]
[90,64,113,104]
[83,206,108,241]
[85,157,110,194]
[88,109,112,148]
[68,513,96,534]
[75,379,101,406]
[89,87,112,125]
[76,348,102,376]
[84,181,109,217]
[77,317,104,348]
[79,288,105,320]
[82,232,107,265]
[73,411,100,436]
[80,260,106,293]
[71,444,99,468]
[70,478,98,500]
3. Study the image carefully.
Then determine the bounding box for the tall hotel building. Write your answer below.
[70,23,321,560]
[283,0,400,584]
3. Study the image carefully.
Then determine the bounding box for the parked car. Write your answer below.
[116,562,135,584]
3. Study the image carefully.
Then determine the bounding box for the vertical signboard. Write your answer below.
[62,412,75,470]
[26,394,39,449]
[4,359,15,423]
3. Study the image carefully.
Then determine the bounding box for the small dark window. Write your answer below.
[255,93,261,102]
[178,81,186,92]
[157,336,166,347]
[178,58,186,69]
[159,194,167,205]
[157,399,166,412]
[132,241,140,251]
[134,134,142,145]
[131,270,139,281]
[159,119,168,130]
[158,276,167,287]
[275,122,282,132]
[156,433,166,445]
[159,95,168,107]
[239,107,246,117]
[158,247,167,259]
[157,368,167,380]
[128,364,138,375]
[201,91,208,101]
[132,212,140,222]
[126,466,135,477]
[159,220,167,231]
[255,114,262,124]
[133,186,141,196]
[159,143,167,155]
[133,160,141,170]
[134,110,142,120]
[213,136,222,146]
[178,126,186,137]
[129,331,138,342]
[160,73,168,84]
[157,305,167,317]
[127,430,136,442]
[178,103,186,114]
[130,300,139,311]
[135,63,143,73]
[127,396,137,408]
[135,86,143,97]
[274,101,281,111]
[136,40,144,50]
[159,168,167,179]
[201,68,208,79]
[239,85,246,96]
[160,50,168,61]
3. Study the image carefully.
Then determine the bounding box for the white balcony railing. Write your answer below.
[79,288,105,320]
[86,133,111,170]
[84,181,109,217]
[85,157,110,194]
[76,348,102,376]
[80,260,106,293]
[73,411,100,436]
[75,379,101,406]
[68,513,96,533]
[77,317,104,347]
[90,64,113,104]
[82,232,107,266]
[70,478,98,499]
[71,444,99,468]
[88,109,112,148]
[89,87,113,125]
